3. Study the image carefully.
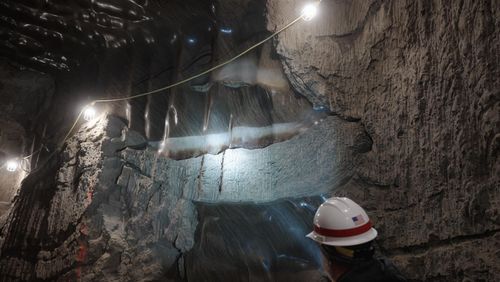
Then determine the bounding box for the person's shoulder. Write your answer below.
[338,258,407,282]
[375,257,407,282]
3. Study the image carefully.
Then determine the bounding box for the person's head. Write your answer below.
[306,197,377,280]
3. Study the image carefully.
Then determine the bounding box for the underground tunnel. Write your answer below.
[0,0,498,281]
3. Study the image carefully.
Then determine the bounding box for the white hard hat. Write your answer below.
[306,197,377,246]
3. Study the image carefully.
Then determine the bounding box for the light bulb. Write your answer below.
[83,106,96,121]
[301,3,319,21]
[6,159,18,172]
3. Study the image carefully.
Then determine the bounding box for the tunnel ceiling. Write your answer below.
[0,0,213,72]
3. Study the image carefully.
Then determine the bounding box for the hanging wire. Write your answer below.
[60,14,304,147]
[21,145,47,160]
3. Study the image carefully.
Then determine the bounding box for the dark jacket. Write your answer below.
[337,258,407,282]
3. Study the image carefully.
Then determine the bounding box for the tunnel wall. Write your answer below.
[0,113,367,281]
[267,0,499,280]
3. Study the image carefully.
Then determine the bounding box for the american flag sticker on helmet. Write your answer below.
[352,215,365,226]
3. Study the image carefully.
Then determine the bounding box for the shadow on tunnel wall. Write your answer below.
[185,197,328,282]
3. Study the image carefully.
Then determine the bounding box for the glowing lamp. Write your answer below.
[301,3,318,21]
[83,106,96,121]
[6,159,18,172]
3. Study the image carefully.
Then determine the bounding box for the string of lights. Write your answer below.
[3,2,320,173]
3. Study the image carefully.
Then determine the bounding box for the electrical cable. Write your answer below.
[21,145,47,160]
[94,16,303,103]
[59,14,304,147]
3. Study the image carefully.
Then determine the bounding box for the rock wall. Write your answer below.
[267,0,500,281]
[0,117,193,281]
[0,113,366,281]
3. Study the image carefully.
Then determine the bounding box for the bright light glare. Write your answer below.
[6,159,18,172]
[301,3,318,21]
[158,141,166,153]
[83,106,96,121]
